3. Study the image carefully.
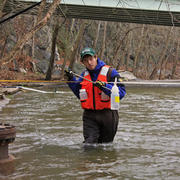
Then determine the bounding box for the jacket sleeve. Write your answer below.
[101,68,126,99]
[67,72,84,99]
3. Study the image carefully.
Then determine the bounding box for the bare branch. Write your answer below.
[1,0,62,65]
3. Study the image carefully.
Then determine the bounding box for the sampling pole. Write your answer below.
[69,70,112,91]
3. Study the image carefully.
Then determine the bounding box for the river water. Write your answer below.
[0,87,180,179]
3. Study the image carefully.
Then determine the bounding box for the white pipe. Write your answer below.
[18,86,62,94]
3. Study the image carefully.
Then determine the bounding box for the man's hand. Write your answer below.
[64,68,73,80]
[94,80,106,90]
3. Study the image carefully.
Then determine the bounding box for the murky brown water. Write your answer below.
[0,87,180,179]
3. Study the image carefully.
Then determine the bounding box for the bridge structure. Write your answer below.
[2,0,180,27]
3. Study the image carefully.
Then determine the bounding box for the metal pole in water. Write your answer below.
[0,124,16,164]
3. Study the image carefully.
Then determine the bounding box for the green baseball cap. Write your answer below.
[80,47,95,60]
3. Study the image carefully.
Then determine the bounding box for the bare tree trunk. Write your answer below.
[0,0,7,18]
[60,19,74,79]
[93,21,101,49]
[31,0,46,60]
[164,52,171,77]
[164,28,177,79]
[146,55,151,79]
[0,36,8,58]
[32,0,46,60]
[69,20,86,70]
[133,24,145,74]
[143,28,150,79]
[149,64,158,80]
[113,25,141,67]
[37,0,47,22]
[158,27,173,79]
[171,37,180,79]
[116,35,129,70]
[1,0,62,65]
[100,21,107,60]
[45,22,59,80]
[60,57,67,79]
[112,23,123,66]
[125,27,132,71]
[32,16,37,59]
[70,19,75,35]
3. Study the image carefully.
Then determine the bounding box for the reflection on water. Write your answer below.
[0,87,180,179]
[0,161,15,176]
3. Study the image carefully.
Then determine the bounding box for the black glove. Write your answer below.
[94,80,106,90]
[64,68,73,80]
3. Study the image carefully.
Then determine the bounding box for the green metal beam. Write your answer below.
[23,0,180,12]
[2,0,180,27]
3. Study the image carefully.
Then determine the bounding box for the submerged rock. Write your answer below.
[1,88,20,95]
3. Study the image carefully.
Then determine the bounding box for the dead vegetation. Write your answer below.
[0,0,180,81]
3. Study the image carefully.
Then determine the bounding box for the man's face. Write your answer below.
[82,55,97,70]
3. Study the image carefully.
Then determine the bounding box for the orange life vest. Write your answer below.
[80,65,111,110]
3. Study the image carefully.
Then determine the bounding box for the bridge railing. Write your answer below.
[2,0,180,27]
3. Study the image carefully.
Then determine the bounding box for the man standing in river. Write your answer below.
[65,47,126,144]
